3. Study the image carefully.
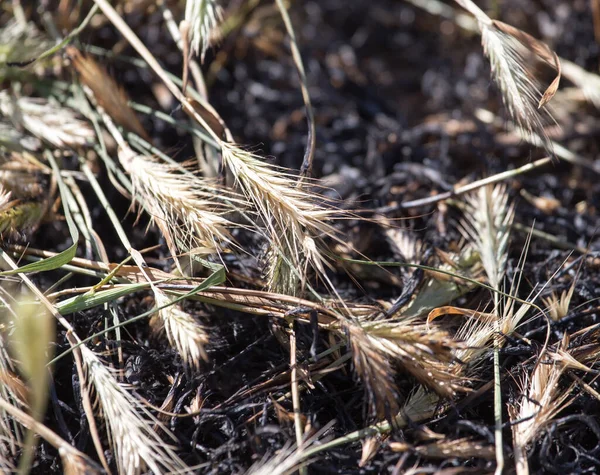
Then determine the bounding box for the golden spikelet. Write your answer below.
[67,47,150,141]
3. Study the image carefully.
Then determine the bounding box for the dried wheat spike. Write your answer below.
[509,355,572,475]
[453,0,560,152]
[68,47,150,141]
[152,289,209,368]
[0,91,94,149]
[184,0,223,60]
[118,146,237,258]
[221,143,339,292]
[460,184,514,291]
[80,346,189,475]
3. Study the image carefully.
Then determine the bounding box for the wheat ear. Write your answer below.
[221,143,338,292]
[80,346,188,475]
[0,91,94,149]
[152,289,209,368]
[184,0,223,60]
[509,356,572,475]
[453,0,560,152]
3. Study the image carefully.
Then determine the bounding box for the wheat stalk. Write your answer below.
[80,346,188,475]
[459,183,514,474]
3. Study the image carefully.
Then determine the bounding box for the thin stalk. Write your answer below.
[274,0,316,177]
[288,323,306,475]
[384,157,551,211]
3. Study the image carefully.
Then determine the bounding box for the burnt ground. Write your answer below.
[8,0,600,473]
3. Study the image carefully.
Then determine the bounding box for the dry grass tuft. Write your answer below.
[346,322,401,421]
[452,311,496,371]
[346,319,466,420]
[361,321,467,397]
